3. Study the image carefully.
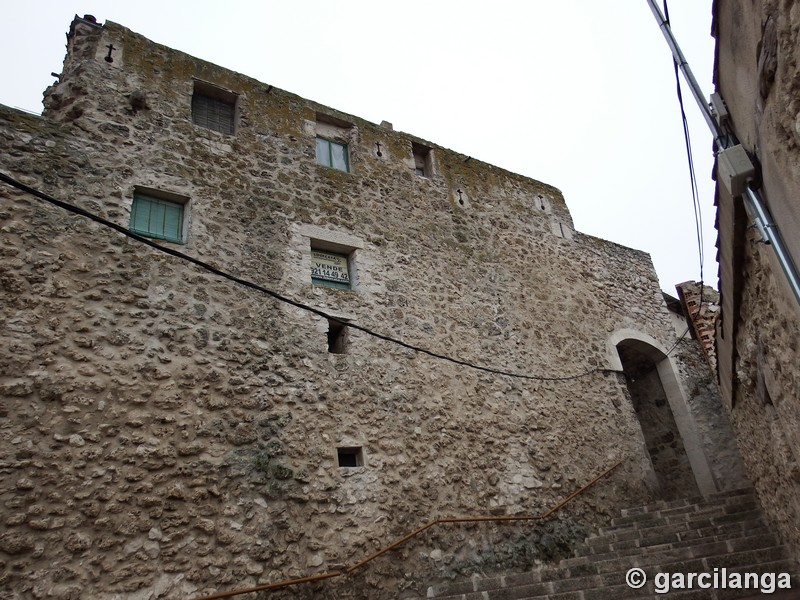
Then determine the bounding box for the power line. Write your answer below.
[663,0,707,304]
[664,326,690,358]
[647,0,800,308]
[0,171,620,383]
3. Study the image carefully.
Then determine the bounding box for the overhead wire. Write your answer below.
[0,171,620,383]
[663,0,706,306]
[664,326,690,358]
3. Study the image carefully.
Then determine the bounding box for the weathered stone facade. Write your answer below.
[0,16,745,599]
[713,0,800,564]
[664,288,748,495]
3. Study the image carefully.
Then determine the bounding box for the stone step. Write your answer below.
[425,542,791,599]
[620,488,758,517]
[622,559,799,600]
[565,531,780,567]
[589,519,769,554]
[586,520,767,558]
[594,506,763,543]
[607,499,759,531]
[617,488,755,519]
[424,554,796,600]
[676,520,769,544]
[580,561,796,600]
[597,543,787,576]
[420,489,796,600]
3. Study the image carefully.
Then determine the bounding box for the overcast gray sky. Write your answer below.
[0,1,717,295]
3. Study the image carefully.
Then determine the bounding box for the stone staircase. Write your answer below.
[421,488,798,599]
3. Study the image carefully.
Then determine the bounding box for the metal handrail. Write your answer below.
[190,459,624,600]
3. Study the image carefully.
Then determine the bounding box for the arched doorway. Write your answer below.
[608,329,717,499]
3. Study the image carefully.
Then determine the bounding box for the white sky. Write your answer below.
[0,1,718,295]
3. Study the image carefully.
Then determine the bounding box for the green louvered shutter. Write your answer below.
[192,93,235,135]
[130,193,184,243]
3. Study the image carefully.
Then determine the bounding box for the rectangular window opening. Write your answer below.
[315,115,352,173]
[316,136,349,172]
[327,318,348,354]
[129,190,187,243]
[337,446,363,468]
[311,246,352,290]
[192,80,237,135]
[412,142,432,178]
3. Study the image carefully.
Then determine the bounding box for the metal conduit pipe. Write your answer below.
[645,0,724,146]
[742,186,800,306]
[645,0,800,308]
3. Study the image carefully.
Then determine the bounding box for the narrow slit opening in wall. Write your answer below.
[337,446,363,468]
[327,318,348,354]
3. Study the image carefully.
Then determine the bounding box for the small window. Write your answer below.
[311,248,351,289]
[192,81,237,135]
[412,142,432,178]
[315,114,353,172]
[316,137,349,172]
[337,447,363,468]
[327,318,348,354]
[129,192,185,243]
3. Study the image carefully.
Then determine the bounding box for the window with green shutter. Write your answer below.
[191,80,237,135]
[192,94,234,134]
[129,193,185,243]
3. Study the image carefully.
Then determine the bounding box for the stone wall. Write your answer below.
[669,335,749,494]
[0,17,742,599]
[669,283,747,493]
[729,237,800,561]
[713,0,800,564]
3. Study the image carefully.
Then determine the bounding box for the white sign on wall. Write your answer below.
[311,250,350,285]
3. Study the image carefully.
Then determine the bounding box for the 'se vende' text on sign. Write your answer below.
[311,250,349,284]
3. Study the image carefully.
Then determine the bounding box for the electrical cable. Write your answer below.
[663,0,706,306]
[0,171,620,383]
[664,326,690,358]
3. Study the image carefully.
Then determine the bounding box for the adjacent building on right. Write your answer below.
[712,0,800,560]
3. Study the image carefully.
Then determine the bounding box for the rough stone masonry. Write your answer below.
[0,15,745,600]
